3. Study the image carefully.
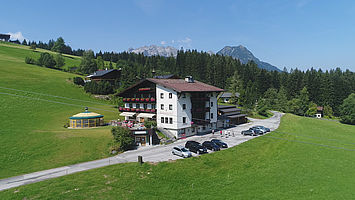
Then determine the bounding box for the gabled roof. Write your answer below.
[87,69,120,78]
[219,92,240,98]
[147,78,224,93]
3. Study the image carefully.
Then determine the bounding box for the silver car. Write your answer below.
[172,146,192,158]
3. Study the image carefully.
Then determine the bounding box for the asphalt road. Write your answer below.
[0,111,283,191]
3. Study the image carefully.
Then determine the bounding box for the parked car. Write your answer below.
[241,129,257,136]
[211,139,228,148]
[172,146,192,158]
[255,125,270,132]
[249,127,264,135]
[202,141,220,151]
[185,141,208,154]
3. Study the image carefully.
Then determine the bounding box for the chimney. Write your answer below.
[185,76,194,83]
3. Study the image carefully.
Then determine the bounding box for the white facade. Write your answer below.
[156,85,218,138]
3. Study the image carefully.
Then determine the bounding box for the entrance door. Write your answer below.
[140,136,146,146]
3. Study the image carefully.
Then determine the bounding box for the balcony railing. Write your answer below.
[119,107,156,113]
[192,119,210,125]
[122,97,156,103]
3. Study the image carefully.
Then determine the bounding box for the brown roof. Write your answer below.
[317,106,323,111]
[147,78,224,93]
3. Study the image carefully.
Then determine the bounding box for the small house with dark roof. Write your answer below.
[0,34,10,42]
[86,69,121,83]
[316,106,323,118]
[218,92,240,103]
[117,76,224,139]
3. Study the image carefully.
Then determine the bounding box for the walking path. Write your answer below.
[0,111,283,191]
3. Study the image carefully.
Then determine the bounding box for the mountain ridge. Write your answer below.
[217,45,281,72]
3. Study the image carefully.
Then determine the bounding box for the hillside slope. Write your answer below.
[0,42,118,178]
[1,114,354,199]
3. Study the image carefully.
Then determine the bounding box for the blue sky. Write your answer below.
[1,0,355,71]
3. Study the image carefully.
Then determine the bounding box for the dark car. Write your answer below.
[185,141,208,154]
[255,126,270,132]
[202,141,220,151]
[241,129,257,136]
[249,127,264,135]
[211,139,228,148]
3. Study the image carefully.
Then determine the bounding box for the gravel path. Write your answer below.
[0,111,283,191]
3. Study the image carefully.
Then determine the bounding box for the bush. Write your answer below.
[84,81,114,95]
[111,126,134,151]
[144,120,157,129]
[25,57,36,64]
[38,52,56,68]
[73,77,85,86]
[340,93,355,125]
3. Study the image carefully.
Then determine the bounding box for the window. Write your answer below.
[169,93,172,99]
[211,113,213,119]
[136,104,140,109]
[211,102,213,107]
[161,117,164,123]
[152,104,156,109]
[182,93,186,98]
[129,103,133,108]
[143,104,147,109]
[160,93,164,99]
[182,104,186,110]
[161,104,164,110]
[169,104,173,110]
[165,117,168,124]
[169,117,173,124]
[183,117,186,124]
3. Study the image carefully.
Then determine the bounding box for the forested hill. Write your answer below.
[217,45,281,72]
[112,50,354,116]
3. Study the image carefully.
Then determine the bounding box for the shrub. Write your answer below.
[84,81,114,95]
[25,57,36,64]
[111,126,134,151]
[144,120,157,129]
[73,77,85,86]
[38,52,56,68]
[340,93,355,125]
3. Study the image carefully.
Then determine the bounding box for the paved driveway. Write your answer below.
[0,111,283,191]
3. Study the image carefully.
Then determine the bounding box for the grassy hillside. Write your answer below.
[0,42,118,178]
[1,114,354,199]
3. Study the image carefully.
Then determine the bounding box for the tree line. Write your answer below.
[14,36,354,123]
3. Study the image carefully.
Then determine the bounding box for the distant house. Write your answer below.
[86,69,121,83]
[217,105,247,127]
[316,106,323,118]
[218,92,240,103]
[0,34,10,42]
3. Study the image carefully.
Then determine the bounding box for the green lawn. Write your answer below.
[1,114,354,199]
[0,43,118,179]
[248,110,274,119]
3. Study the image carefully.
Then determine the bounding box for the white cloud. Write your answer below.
[160,41,167,45]
[177,37,192,48]
[7,32,25,41]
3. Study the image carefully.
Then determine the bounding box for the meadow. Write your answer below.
[1,114,354,199]
[0,42,118,178]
